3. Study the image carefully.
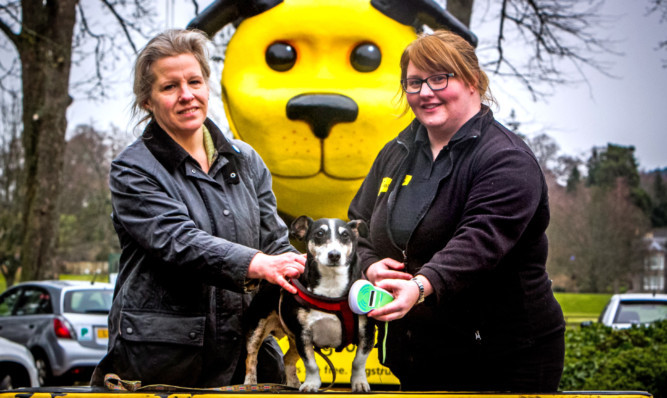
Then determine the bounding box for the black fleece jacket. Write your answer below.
[348,107,564,374]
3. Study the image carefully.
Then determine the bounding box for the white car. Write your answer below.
[0,280,113,385]
[598,293,667,329]
[0,336,40,389]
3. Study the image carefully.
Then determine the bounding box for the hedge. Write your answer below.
[561,319,667,397]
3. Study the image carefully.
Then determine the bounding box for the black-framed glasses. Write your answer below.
[401,73,455,94]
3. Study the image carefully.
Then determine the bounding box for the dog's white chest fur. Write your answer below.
[298,308,342,348]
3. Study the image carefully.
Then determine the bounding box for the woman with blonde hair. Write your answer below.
[91,29,305,387]
[349,30,565,391]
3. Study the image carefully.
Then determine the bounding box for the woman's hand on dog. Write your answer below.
[248,252,306,294]
[365,258,412,284]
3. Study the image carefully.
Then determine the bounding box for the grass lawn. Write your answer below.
[554,292,612,326]
[60,274,110,283]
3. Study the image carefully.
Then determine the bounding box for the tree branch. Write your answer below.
[494,0,508,74]
[482,0,616,99]
[189,0,200,16]
[100,0,138,54]
[0,3,20,46]
[76,4,105,94]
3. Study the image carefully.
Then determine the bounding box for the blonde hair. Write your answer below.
[132,29,211,126]
[397,30,495,114]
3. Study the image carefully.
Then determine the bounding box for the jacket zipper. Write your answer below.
[386,133,413,262]
[389,134,480,271]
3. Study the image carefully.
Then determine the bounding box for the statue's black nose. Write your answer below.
[286,94,358,139]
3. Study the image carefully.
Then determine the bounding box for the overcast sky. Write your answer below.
[66,0,666,171]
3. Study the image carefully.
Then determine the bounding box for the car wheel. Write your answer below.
[33,354,53,386]
[0,365,30,390]
[0,374,12,390]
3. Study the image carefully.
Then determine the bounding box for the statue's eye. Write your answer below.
[266,42,296,72]
[350,42,381,72]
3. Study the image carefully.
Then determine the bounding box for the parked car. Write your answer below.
[0,280,113,385]
[598,293,667,329]
[0,336,40,390]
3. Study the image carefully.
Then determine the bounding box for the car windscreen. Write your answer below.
[614,300,667,324]
[64,289,113,314]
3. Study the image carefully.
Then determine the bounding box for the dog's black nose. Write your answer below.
[286,94,358,139]
[328,250,341,263]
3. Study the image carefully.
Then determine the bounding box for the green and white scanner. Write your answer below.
[348,280,394,314]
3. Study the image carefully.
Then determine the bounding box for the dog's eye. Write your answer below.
[350,43,381,72]
[266,42,296,72]
[340,230,350,240]
[315,230,325,238]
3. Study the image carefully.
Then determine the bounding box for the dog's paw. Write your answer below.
[299,381,321,393]
[351,380,371,392]
[285,375,300,389]
[243,374,257,385]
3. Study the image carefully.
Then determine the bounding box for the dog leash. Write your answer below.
[314,347,337,391]
[103,373,297,392]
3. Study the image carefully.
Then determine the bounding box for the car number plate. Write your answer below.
[97,328,109,339]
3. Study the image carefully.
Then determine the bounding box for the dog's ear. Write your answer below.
[290,215,313,241]
[347,220,369,239]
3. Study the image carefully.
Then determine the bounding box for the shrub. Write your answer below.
[561,320,667,397]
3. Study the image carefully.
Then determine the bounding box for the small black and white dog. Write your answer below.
[243,216,375,392]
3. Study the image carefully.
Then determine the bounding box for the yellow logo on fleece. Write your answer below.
[378,175,412,195]
[378,177,392,195]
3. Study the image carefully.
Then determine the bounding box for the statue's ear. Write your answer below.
[187,0,284,38]
[370,0,477,47]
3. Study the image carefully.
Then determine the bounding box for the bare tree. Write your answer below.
[56,124,121,266]
[524,132,560,174]
[585,181,649,292]
[547,178,649,293]
[648,0,667,67]
[0,0,156,280]
[0,88,23,287]
[443,0,615,100]
[546,174,591,292]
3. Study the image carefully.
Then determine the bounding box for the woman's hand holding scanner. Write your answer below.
[367,275,432,322]
[348,280,394,314]
[248,252,306,294]
[365,258,412,284]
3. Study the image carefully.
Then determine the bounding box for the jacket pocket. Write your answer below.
[119,309,205,346]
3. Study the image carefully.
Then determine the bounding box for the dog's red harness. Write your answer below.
[289,278,358,352]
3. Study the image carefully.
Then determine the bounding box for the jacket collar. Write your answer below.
[142,118,239,173]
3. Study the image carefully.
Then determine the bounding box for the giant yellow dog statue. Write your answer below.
[188,0,476,221]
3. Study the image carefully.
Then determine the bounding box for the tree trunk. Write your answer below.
[446,0,473,28]
[17,0,77,280]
